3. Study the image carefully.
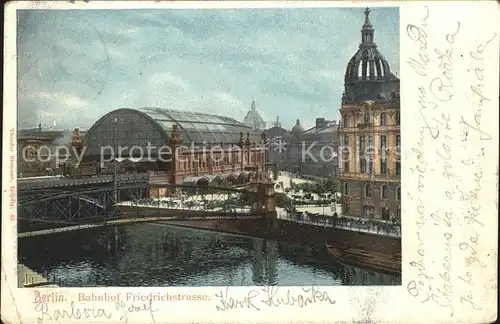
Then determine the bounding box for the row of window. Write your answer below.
[179,153,264,170]
[343,111,400,128]
[362,206,401,220]
[343,183,401,200]
[342,159,401,176]
[342,134,401,148]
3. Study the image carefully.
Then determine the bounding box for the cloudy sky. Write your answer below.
[17,7,399,131]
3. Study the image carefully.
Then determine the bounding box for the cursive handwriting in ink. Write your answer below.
[429,22,460,102]
[35,300,112,323]
[406,6,430,76]
[461,33,497,141]
[261,286,336,308]
[214,286,336,311]
[459,228,487,269]
[115,299,158,324]
[215,287,261,311]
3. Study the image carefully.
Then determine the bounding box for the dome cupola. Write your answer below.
[343,8,400,104]
[243,99,266,130]
[291,119,304,135]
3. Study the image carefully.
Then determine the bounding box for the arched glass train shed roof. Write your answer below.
[82,108,263,157]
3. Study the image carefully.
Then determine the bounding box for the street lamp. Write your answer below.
[112,117,118,203]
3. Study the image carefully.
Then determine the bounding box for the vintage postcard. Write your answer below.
[2,1,499,323]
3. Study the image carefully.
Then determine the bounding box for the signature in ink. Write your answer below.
[215,287,261,311]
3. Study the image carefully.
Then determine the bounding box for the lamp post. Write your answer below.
[112,117,118,203]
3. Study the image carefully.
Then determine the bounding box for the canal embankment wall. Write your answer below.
[17,264,58,288]
[166,218,401,255]
[19,205,400,256]
[117,205,400,255]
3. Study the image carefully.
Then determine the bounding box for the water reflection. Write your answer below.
[18,223,401,287]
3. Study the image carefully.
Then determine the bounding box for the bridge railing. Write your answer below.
[278,210,401,237]
[18,173,150,190]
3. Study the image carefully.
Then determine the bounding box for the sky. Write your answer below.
[17,7,399,131]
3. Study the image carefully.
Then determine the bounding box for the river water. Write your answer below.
[18,223,401,286]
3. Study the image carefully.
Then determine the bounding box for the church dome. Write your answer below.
[243,99,266,130]
[343,8,400,104]
[291,119,304,135]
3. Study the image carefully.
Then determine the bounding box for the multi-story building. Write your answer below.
[296,118,339,177]
[17,124,71,177]
[338,8,401,220]
[263,117,340,178]
[263,116,289,170]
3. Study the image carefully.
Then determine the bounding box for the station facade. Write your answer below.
[75,107,268,187]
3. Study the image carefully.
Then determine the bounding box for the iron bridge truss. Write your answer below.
[18,183,259,224]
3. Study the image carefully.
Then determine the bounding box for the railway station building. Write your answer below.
[74,107,268,187]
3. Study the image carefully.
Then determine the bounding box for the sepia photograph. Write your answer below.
[16,6,401,288]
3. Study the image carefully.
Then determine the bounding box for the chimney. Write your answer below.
[72,128,82,153]
[315,118,326,129]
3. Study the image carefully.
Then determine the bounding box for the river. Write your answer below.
[18,223,401,286]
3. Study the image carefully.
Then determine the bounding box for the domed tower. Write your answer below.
[243,99,266,130]
[343,7,399,104]
[338,8,401,222]
[290,119,304,135]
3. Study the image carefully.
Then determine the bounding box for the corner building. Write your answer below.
[338,8,401,220]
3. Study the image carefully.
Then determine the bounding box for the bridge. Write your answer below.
[17,173,150,190]
[18,179,276,234]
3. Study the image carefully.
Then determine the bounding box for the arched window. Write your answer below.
[395,111,400,126]
[396,186,401,201]
[343,182,349,195]
[364,183,373,198]
[381,185,389,199]
[364,113,370,124]
[380,112,386,126]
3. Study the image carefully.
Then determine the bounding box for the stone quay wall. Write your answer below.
[166,218,401,255]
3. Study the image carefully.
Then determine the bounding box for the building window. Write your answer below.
[363,205,374,217]
[368,135,373,149]
[364,113,370,124]
[396,186,401,201]
[382,207,390,220]
[343,161,349,173]
[396,209,401,220]
[396,161,401,175]
[364,183,373,197]
[360,159,367,173]
[380,112,386,126]
[359,136,365,153]
[396,111,400,126]
[380,135,387,151]
[396,135,401,148]
[343,135,349,145]
[380,159,387,175]
[381,185,389,198]
[343,182,349,195]
[343,116,349,128]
